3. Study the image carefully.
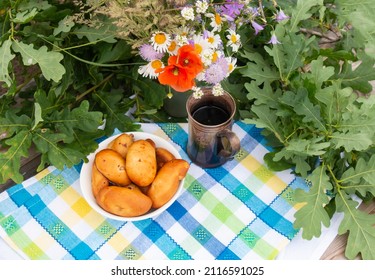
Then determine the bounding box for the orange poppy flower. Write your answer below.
[156,64,196,92]
[173,45,203,76]
[155,44,203,92]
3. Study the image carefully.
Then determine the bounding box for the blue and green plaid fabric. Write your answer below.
[0,122,307,260]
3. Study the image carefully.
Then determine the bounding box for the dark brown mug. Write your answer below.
[186,88,240,168]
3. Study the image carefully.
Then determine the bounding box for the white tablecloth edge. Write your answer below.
[276,212,343,260]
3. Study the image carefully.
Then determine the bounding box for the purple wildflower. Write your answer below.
[205,60,228,85]
[216,57,229,72]
[203,29,209,40]
[249,7,260,17]
[251,21,264,35]
[139,44,164,61]
[268,34,281,45]
[221,0,243,21]
[275,10,290,22]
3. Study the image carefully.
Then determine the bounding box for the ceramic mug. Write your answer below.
[186,88,240,168]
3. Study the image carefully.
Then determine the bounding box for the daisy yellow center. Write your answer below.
[194,44,203,54]
[228,64,234,72]
[215,13,222,25]
[151,60,162,69]
[231,34,238,43]
[154,33,167,44]
[168,41,177,52]
[212,52,218,62]
[208,37,214,44]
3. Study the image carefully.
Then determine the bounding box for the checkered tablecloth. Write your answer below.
[0,122,307,260]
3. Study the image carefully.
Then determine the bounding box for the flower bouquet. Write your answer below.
[137,0,242,100]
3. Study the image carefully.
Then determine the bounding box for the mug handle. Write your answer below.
[217,129,241,160]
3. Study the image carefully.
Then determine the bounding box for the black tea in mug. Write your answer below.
[186,88,240,168]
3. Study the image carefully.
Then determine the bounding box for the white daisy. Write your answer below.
[205,31,222,49]
[138,59,164,79]
[226,57,237,76]
[211,50,224,64]
[150,31,171,53]
[226,29,241,52]
[206,12,226,32]
[177,26,192,38]
[192,34,211,56]
[167,39,179,55]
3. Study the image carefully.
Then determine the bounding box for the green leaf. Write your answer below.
[18,0,52,11]
[244,105,285,143]
[336,57,375,94]
[66,131,102,161]
[13,8,38,24]
[74,21,117,43]
[302,56,335,89]
[280,88,327,131]
[93,90,140,135]
[335,192,375,259]
[0,39,15,87]
[263,151,294,172]
[293,155,312,178]
[34,89,58,116]
[32,103,43,130]
[32,130,84,170]
[239,51,279,85]
[274,137,330,160]
[335,0,375,59]
[245,81,281,108]
[338,97,375,136]
[95,40,133,63]
[315,82,354,125]
[330,131,372,152]
[53,16,74,36]
[340,155,375,194]
[0,111,31,138]
[289,0,324,32]
[318,48,357,62]
[45,101,104,143]
[294,165,333,239]
[135,78,167,109]
[71,101,103,132]
[0,131,32,184]
[265,22,317,83]
[11,41,65,83]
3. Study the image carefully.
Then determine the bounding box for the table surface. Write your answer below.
[1,136,374,260]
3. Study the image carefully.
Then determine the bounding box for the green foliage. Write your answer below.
[12,40,66,82]
[241,0,375,259]
[0,0,153,185]
[294,165,333,239]
[335,0,375,59]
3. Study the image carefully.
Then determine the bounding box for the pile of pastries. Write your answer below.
[91,133,189,217]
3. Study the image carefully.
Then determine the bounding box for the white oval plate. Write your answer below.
[79,132,183,222]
